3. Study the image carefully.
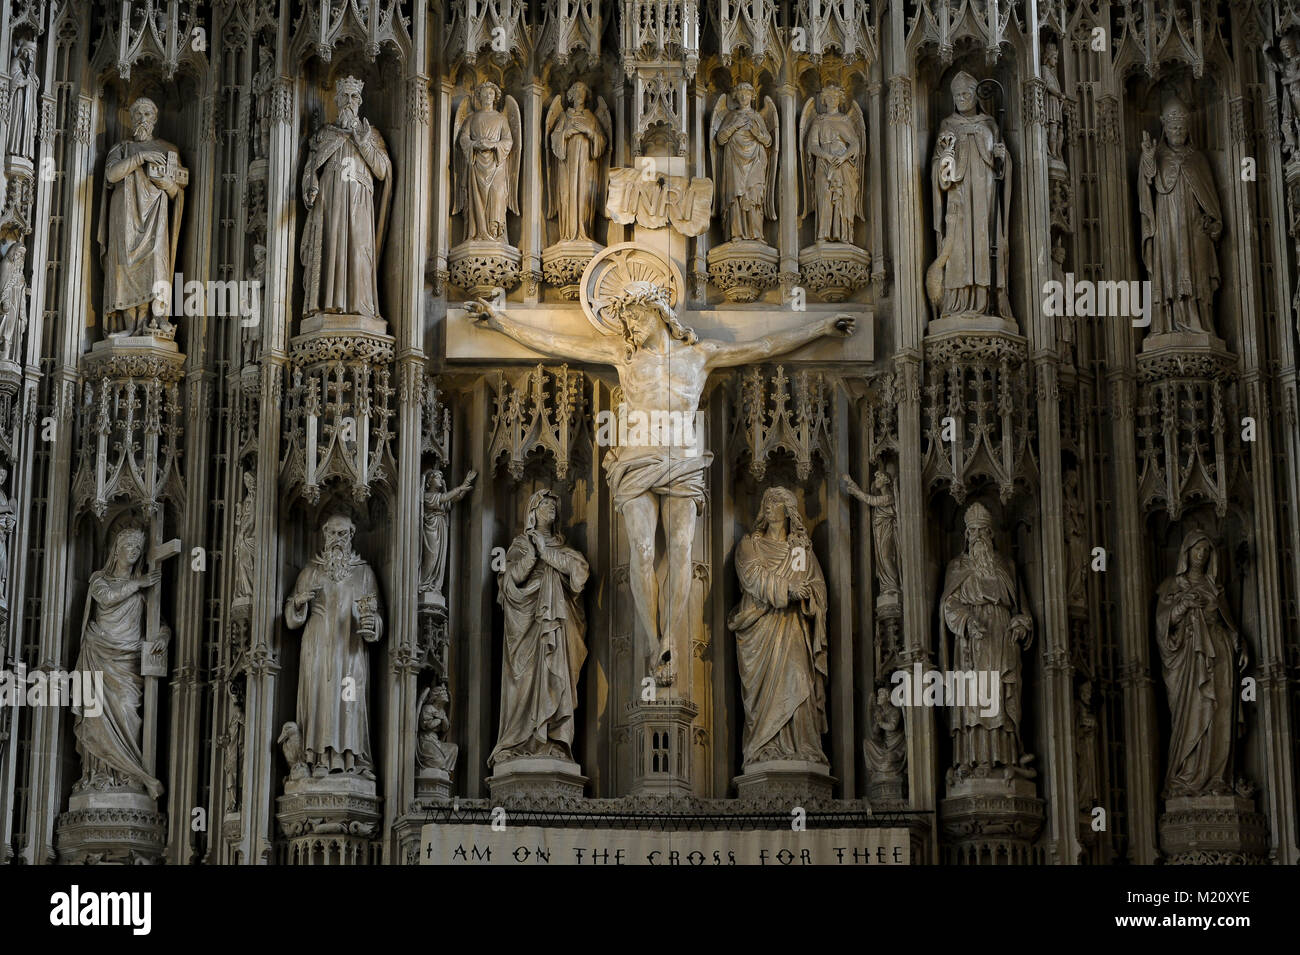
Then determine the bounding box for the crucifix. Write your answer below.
[141,526,181,776]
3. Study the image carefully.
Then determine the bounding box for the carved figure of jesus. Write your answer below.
[465,285,853,683]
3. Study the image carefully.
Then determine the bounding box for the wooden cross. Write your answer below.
[142,528,182,777]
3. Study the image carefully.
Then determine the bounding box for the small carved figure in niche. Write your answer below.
[251,45,274,161]
[1278,33,1300,156]
[841,470,900,602]
[940,502,1035,781]
[220,683,244,808]
[865,686,907,780]
[1043,41,1065,162]
[710,82,778,242]
[231,470,256,605]
[453,81,521,243]
[71,526,164,799]
[544,81,611,243]
[6,39,38,162]
[1064,468,1089,609]
[0,469,14,612]
[416,684,458,774]
[1075,680,1099,811]
[929,72,1013,323]
[99,97,188,338]
[0,241,28,363]
[420,468,476,605]
[490,490,589,768]
[799,85,866,244]
[1138,96,1222,338]
[727,487,829,766]
[1155,530,1247,798]
[300,75,392,322]
[284,513,384,779]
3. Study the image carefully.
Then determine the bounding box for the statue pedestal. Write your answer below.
[487,757,587,801]
[1137,332,1235,380]
[708,239,778,303]
[300,312,389,337]
[542,238,603,299]
[276,774,382,865]
[940,776,1045,865]
[928,315,1020,337]
[867,775,906,803]
[735,760,834,802]
[415,767,452,803]
[798,241,870,303]
[55,788,166,864]
[1159,794,1269,864]
[448,239,522,297]
[626,699,699,796]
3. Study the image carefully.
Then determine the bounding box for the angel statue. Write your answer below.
[453,81,521,243]
[544,81,612,244]
[799,85,866,244]
[709,83,779,243]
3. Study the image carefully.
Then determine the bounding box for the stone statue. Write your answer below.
[300,75,392,323]
[710,83,778,242]
[416,684,458,774]
[544,81,611,243]
[71,526,164,799]
[864,686,907,781]
[727,487,829,766]
[841,470,900,603]
[0,241,27,363]
[284,513,384,778]
[489,489,589,768]
[465,284,854,684]
[1075,680,1099,811]
[1064,468,1088,609]
[1043,42,1064,163]
[1278,33,1300,156]
[5,39,37,162]
[728,488,826,764]
[0,472,13,612]
[929,72,1013,323]
[940,502,1034,780]
[220,683,244,809]
[1138,96,1222,338]
[1155,530,1247,798]
[251,45,274,161]
[277,721,308,780]
[231,470,256,605]
[98,97,188,338]
[453,81,521,243]
[420,468,476,605]
[799,85,866,243]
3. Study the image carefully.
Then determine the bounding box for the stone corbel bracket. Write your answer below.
[71,348,187,520]
[921,330,1038,504]
[1135,347,1242,519]
[487,363,586,482]
[730,364,835,483]
[279,331,397,505]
